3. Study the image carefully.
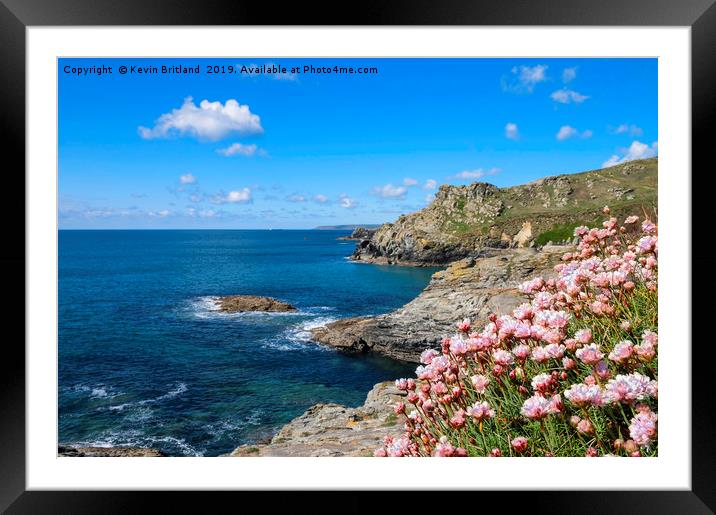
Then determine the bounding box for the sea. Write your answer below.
[58,230,439,456]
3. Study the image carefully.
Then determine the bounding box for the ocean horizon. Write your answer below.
[59,229,439,456]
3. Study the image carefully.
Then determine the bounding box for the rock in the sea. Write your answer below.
[313,245,569,362]
[58,445,164,457]
[217,295,297,313]
[228,381,406,457]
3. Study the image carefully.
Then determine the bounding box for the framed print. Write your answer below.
[2,0,714,511]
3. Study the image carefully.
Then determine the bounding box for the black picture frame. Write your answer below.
[2,0,713,512]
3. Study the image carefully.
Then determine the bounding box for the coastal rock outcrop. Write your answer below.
[228,381,405,457]
[337,226,377,241]
[58,445,164,457]
[217,295,297,313]
[312,245,569,362]
[351,158,657,265]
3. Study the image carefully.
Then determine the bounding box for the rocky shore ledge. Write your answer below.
[311,245,569,362]
[217,295,297,313]
[58,445,164,457]
[228,381,406,457]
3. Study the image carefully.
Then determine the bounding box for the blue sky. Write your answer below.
[58,58,657,229]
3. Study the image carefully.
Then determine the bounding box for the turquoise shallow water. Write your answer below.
[58,230,439,456]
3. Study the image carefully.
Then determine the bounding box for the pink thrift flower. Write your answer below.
[604,373,658,404]
[593,360,611,380]
[576,419,594,434]
[575,328,593,344]
[520,394,561,420]
[624,215,639,224]
[467,401,495,421]
[586,447,599,457]
[564,383,605,407]
[530,373,552,393]
[490,448,502,457]
[470,374,490,394]
[449,409,467,428]
[492,349,514,366]
[457,319,471,333]
[420,349,439,365]
[629,408,658,447]
[513,344,531,360]
[576,343,604,365]
[433,436,455,457]
[511,437,529,453]
[608,340,634,363]
[449,338,469,355]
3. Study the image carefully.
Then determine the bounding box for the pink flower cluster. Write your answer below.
[375,210,658,457]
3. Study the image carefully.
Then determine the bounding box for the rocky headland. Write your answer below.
[352,158,657,266]
[312,245,569,362]
[217,295,297,313]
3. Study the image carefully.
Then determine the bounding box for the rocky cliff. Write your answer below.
[352,158,657,265]
[313,245,569,362]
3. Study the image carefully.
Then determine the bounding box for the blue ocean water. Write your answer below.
[58,230,438,456]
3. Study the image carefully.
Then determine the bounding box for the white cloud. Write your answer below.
[286,194,306,202]
[602,140,658,168]
[562,67,577,83]
[148,209,171,217]
[211,188,252,204]
[179,173,196,185]
[550,89,589,104]
[505,122,519,140]
[138,97,263,141]
[453,167,500,180]
[423,179,437,190]
[339,194,358,209]
[424,194,435,203]
[216,143,261,157]
[312,194,328,203]
[199,209,217,218]
[556,125,592,141]
[611,124,644,137]
[373,183,407,199]
[403,178,418,187]
[502,65,548,93]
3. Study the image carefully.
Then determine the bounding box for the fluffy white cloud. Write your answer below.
[373,183,407,199]
[423,179,437,190]
[562,67,577,83]
[148,209,172,217]
[602,141,658,168]
[312,194,328,203]
[403,178,418,187]
[216,143,260,157]
[505,122,519,140]
[138,97,263,141]
[556,125,592,141]
[212,188,252,204]
[286,194,306,202]
[611,124,644,137]
[503,65,548,93]
[339,194,358,209]
[453,167,500,180]
[179,173,196,185]
[424,193,435,203]
[551,89,589,104]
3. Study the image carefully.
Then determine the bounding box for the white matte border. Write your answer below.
[27,27,690,490]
